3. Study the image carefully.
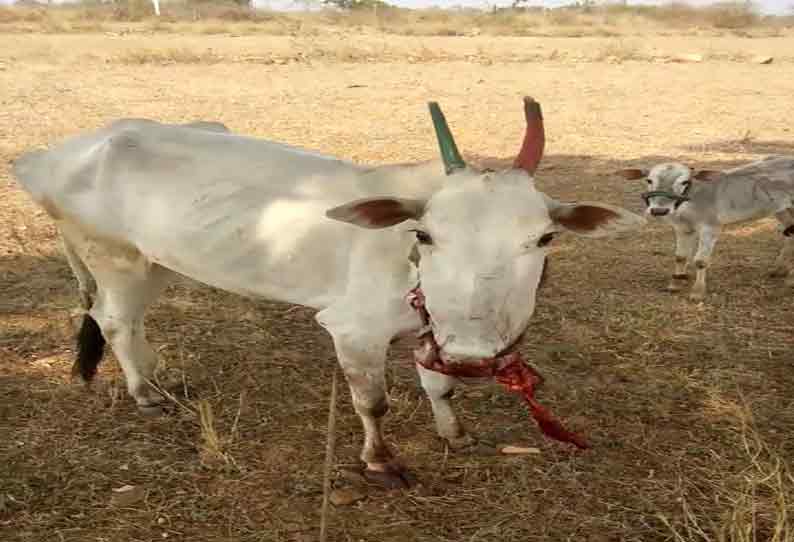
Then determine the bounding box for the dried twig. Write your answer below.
[319,366,339,542]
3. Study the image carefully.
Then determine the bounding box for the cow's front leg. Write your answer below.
[415,365,474,449]
[666,224,697,292]
[330,333,415,489]
[690,224,720,301]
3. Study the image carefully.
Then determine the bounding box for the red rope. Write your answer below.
[407,286,590,450]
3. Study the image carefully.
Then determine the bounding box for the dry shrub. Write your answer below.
[117,47,224,65]
[144,19,175,32]
[68,20,106,32]
[544,7,586,27]
[0,1,784,39]
[196,399,232,468]
[708,2,761,29]
[38,13,70,33]
[0,5,46,23]
[612,1,761,29]
[198,23,228,34]
[106,0,158,22]
[595,38,643,61]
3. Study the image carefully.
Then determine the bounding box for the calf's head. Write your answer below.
[328,98,645,364]
[619,162,721,217]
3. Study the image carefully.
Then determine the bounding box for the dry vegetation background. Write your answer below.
[1,2,794,541]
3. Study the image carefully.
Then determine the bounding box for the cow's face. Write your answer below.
[619,163,720,217]
[413,170,551,363]
[327,168,644,364]
[326,98,645,366]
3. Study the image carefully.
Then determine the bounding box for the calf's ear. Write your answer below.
[691,169,722,181]
[326,197,425,229]
[616,168,649,180]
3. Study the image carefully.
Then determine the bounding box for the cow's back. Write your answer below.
[12,118,358,232]
[723,156,794,182]
[11,119,420,307]
[710,156,794,223]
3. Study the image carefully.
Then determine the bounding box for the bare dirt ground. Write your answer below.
[1,29,793,542]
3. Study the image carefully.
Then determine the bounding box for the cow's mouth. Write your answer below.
[641,189,690,210]
[407,286,590,450]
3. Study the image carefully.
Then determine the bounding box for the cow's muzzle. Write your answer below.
[641,190,690,210]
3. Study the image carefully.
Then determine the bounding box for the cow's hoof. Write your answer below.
[689,291,706,302]
[363,462,417,490]
[445,433,478,451]
[665,282,684,293]
[138,403,166,416]
[769,268,789,279]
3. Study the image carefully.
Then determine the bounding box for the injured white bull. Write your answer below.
[12,99,645,488]
[619,157,794,300]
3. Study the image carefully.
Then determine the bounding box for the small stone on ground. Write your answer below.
[329,488,366,506]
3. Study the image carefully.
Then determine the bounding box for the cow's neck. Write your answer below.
[359,159,447,200]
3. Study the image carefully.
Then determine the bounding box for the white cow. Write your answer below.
[13,98,645,487]
[619,157,794,300]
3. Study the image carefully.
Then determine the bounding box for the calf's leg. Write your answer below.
[666,224,698,292]
[770,210,794,279]
[690,224,720,301]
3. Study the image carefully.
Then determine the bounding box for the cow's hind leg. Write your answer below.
[769,210,794,279]
[90,264,172,413]
[64,230,173,413]
[62,234,97,310]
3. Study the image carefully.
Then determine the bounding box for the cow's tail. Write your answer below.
[61,235,106,382]
[74,313,105,382]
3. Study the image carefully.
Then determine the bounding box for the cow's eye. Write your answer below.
[537,233,554,247]
[646,179,652,184]
[411,230,433,245]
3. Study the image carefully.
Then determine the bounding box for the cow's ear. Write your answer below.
[326,197,425,229]
[546,199,646,238]
[616,168,648,180]
[692,169,721,182]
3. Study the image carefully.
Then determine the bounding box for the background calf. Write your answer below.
[619,157,794,300]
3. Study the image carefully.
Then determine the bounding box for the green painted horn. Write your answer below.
[428,102,466,175]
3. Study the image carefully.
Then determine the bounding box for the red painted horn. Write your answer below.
[513,96,545,175]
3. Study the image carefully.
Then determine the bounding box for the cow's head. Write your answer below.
[327,98,645,364]
[618,163,721,217]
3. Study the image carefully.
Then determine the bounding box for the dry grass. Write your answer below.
[2,27,794,542]
[118,46,226,64]
[1,1,792,37]
[659,407,792,542]
[594,38,643,62]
